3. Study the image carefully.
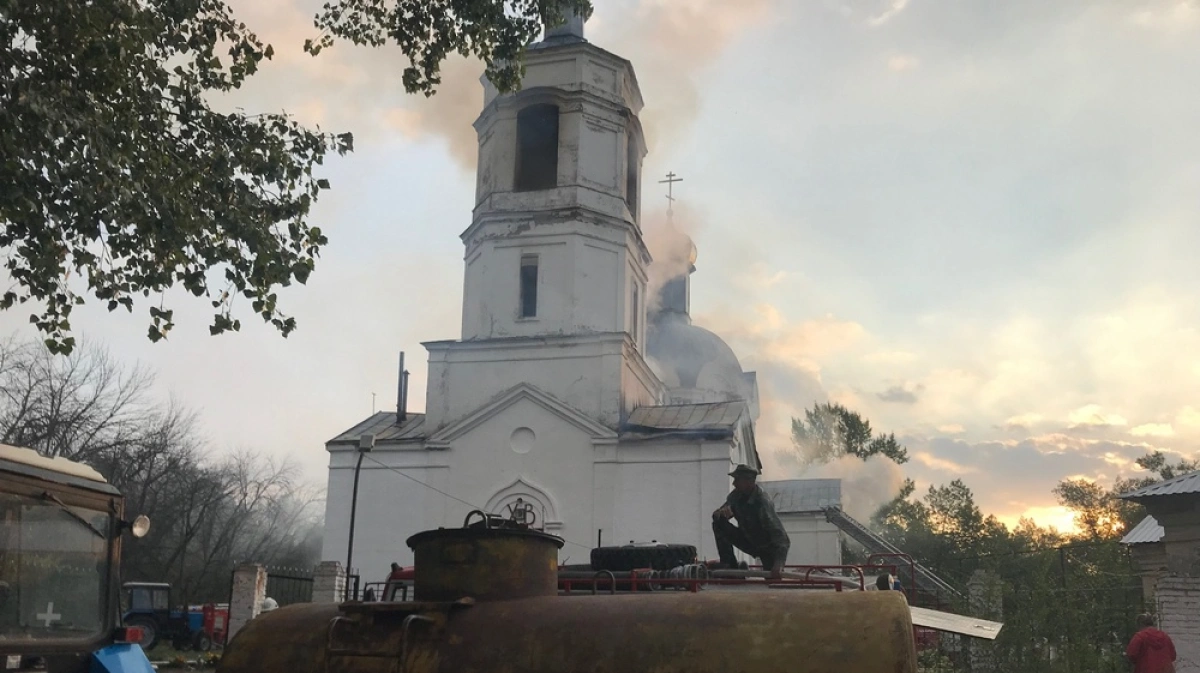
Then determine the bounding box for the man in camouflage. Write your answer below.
[712,464,791,579]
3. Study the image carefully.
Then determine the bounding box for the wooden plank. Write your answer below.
[910,606,1003,640]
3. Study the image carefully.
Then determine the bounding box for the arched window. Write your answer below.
[515,104,559,192]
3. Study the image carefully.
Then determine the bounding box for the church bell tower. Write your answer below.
[459,7,651,346]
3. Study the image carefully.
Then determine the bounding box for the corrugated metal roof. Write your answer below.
[1120,515,1165,545]
[327,412,426,444]
[759,479,842,513]
[623,401,745,434]
[1119,470,1200,500]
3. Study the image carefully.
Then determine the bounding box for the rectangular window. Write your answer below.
[520,254,539,318]
[631,284,640,341]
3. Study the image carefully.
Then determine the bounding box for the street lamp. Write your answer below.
[346,432,375,599]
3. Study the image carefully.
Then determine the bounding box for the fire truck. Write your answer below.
[0,444,154,673]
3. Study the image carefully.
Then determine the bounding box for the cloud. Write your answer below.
[913,451,975,475]
[1129,1,1200,34]
[863,351,918,365]
[864,0,907,26]
[877,383,922,404]
[1131,423,1175,438]
[1177,407,1200,429]
[900,432,1180,528]
[937,424,964,434]
[1003,413,1044,432]
[1068,404,1129,429]
[887,54,920,71]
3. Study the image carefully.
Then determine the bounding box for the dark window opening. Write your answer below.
[515,104,560,192]
[520,254,539,318]
[626,134,639,217]
[631,284,640,340]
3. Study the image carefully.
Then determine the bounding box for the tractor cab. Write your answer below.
[121,584,183,651]
[124,583,170,616]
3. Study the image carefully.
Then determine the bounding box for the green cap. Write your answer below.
[728,464,759,478]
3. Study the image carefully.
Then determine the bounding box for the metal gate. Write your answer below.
[265,566,314,606]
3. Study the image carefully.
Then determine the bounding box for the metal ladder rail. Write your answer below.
[822,506,963,600]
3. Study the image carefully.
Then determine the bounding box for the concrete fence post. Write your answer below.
[227,563,267,643]
[968,569,1003,673]
[312,561,347,603]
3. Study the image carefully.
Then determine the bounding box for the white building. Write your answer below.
[758,479,843,566]
[319,8,833,580]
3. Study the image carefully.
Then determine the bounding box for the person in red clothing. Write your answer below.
[1126,613,1176,673]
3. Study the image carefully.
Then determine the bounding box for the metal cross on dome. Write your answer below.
[658,171,683,216]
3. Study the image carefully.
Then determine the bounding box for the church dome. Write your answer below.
[646,312,747,402]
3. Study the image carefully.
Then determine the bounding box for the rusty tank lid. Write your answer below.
[406,511,565,602]
[406,525,566,549]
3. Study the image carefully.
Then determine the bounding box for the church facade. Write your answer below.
[320,10,769,577]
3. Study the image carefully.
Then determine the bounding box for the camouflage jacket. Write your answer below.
[726,485,790,554]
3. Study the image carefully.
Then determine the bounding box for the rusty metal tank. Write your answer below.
[219,514,918,673]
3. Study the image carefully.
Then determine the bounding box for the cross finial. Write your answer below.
[658,171,683,217]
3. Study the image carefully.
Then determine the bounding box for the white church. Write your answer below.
[320,8,843,578]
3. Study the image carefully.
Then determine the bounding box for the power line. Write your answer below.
[360,453,593,551]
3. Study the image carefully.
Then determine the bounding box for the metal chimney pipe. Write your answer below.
[401,370,410,423]
[396,352,406,424]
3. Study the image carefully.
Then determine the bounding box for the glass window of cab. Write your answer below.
[0,493,107,640]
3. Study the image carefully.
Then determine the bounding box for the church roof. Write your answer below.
[327,412,426,445]
[759,479,842,513]
[621,401,745,439]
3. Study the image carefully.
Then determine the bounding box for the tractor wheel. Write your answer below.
[126,617,159,651]
[590,544,697,572]
[193,632,213,652]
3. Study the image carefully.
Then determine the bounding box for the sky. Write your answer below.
[6,0,1200,533]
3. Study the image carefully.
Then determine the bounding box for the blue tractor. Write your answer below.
[121,583,216,652]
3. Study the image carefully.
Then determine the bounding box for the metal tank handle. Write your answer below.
[400,614,436,668]
[592,570,617,595]
[462,510,492,529]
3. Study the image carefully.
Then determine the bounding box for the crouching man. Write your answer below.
[712,464,791,579]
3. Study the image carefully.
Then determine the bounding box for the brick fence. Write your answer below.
[1157,576,1200,673]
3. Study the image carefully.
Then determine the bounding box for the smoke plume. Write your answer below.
[641,204,705,312]
[598,0,773,154]
[378,0,776,173]
[694,305,906,523]
[384,56,485,170]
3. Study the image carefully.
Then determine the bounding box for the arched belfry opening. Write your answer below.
[515,103,560,192]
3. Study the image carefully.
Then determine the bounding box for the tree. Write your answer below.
[1054,450,1200,540]
[0,334,323,600]
[308,0,593,96]
[2,0,589,354]
[791,402,909,465]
